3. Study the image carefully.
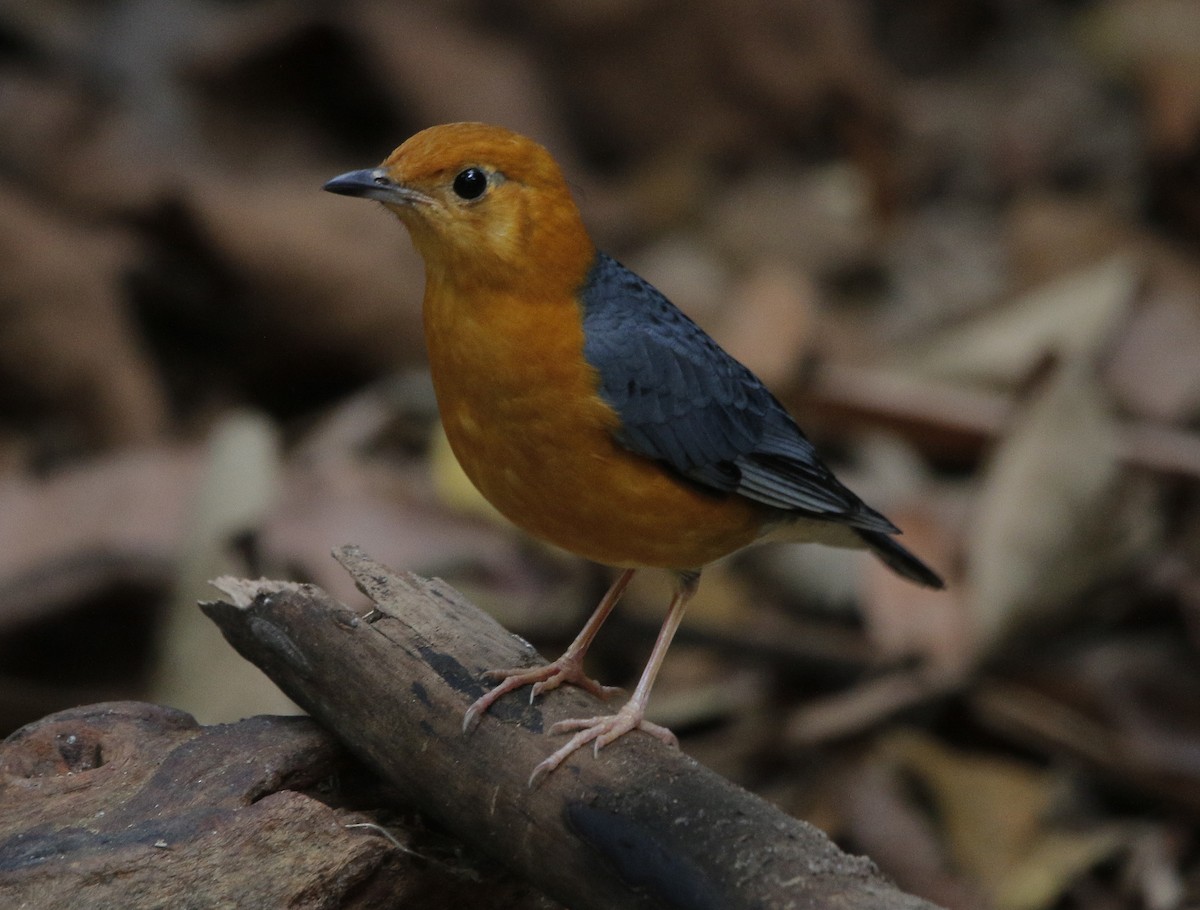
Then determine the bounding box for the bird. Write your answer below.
[324,123,943,785]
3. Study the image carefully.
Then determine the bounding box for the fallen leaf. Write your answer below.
[1105,268,1200,422]
[0,181,166,448]
[150,411,293,724]
[712,259,818,390]
[879,730,1128,910]
[904,255,1139,389]
[0,446,202,633]
[967,359,1152,648]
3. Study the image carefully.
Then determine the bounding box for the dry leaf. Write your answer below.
[905,255,1139,389]
[708,162,876,272]
[1083,0,1200,154]
[840,758,989,910]
[966,363,1106,643]
[150,412,293,724]
[879,731,1127,910]
[0,181,166,447]
[967,360,1143,647]
[0,446,201,631]
[1106,273,1200,422]
[712,259,817,390]
[187,172,427,374]
[346,1,571,161]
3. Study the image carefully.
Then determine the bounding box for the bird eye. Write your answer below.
[452,167,489,200]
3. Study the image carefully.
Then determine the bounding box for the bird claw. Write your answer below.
[527,706,678,787]
[463,656,618,733]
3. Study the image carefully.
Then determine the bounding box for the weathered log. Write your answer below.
[0,702,402,908]
[201,545,943,910]
[0,701,561,909]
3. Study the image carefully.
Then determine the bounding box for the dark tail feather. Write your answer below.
[857,530,945,589]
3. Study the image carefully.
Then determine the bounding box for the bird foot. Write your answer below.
[462,655,622,733]
[528,703,678,787]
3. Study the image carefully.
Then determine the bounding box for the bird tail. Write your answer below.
[857,529,945,589]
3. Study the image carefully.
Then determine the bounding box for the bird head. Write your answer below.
[324,123,594,292]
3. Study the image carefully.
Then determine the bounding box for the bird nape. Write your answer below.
[324,122,944,785]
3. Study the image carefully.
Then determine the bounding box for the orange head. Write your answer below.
[324,123,594,296]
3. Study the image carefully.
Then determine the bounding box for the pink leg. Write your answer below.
[528,571,700,787]
[462,568,636,733]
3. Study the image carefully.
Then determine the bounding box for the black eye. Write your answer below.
[452,167,488,200]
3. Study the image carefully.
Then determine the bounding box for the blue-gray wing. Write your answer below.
[579,253,896,533]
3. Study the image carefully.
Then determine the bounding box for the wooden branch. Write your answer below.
[0,702,406,908]
[201,545,942,910]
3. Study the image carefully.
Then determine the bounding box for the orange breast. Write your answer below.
[423,283,768,570]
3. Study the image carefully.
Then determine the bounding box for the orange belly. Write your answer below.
[446,402,767,569]
[424,285,768,569]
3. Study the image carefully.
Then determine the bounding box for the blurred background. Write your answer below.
[2,0,1199,906]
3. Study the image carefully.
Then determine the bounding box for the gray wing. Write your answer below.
[579,253,896,533]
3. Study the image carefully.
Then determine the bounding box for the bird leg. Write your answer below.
[462,568,635,733]
[527,570,699,787]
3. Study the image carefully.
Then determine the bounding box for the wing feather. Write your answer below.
[579,253,896,533]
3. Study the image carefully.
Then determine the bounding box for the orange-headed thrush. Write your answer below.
[325,123,943,784]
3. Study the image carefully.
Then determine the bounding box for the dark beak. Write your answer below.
[323,168,431,205]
